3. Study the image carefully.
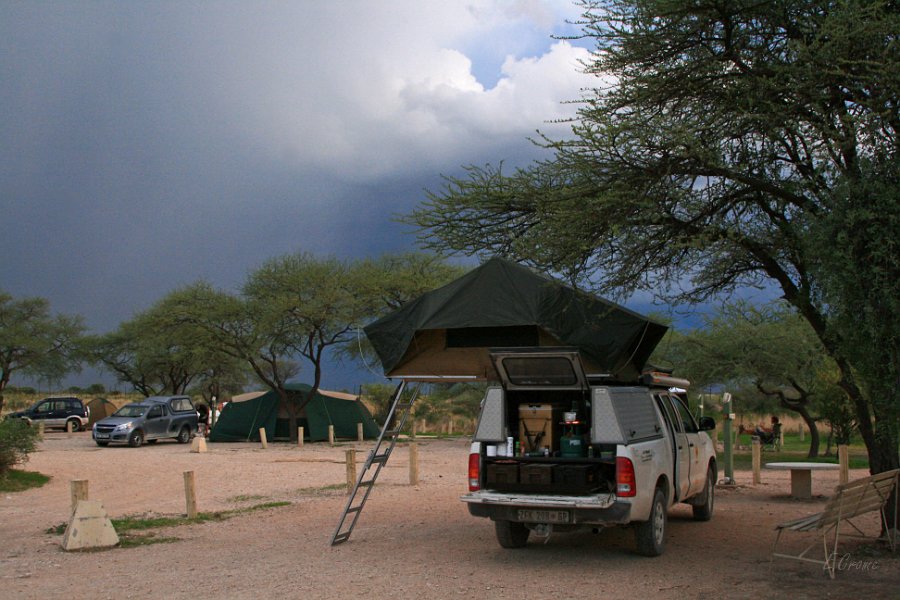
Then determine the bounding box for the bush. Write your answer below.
[0,419,40,475]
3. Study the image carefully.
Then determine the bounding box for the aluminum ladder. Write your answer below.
[330,380,420,545]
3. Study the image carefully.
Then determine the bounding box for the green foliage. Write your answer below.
[409,0,899,471]
[85,290,248,397]
[0,291,85,412]
[0,418,41,474]
[0,468,50,492]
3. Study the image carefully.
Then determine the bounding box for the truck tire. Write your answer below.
[692,466,715,521]
[176,426,192,444]
[128,430,144,448]
[495,520,530,548]
[635,487,667,556]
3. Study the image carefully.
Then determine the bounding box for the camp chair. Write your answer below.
[761,423,782,451]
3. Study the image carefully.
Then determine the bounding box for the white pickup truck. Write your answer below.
[461,348,717,556]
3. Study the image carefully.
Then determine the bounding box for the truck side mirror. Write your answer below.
[698,416,716,431]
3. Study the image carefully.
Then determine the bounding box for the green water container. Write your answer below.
[560,434,587,458]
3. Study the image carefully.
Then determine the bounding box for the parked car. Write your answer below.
[92,396,198,447]
[461,348,717,556]
[4,397,90,431]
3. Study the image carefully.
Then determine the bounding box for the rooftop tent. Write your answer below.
[208,383,380,442]
[363,257,668,382]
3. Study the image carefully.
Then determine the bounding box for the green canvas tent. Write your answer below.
[86,397,118,426]
[364,257,668,382]
[208,383,380,442]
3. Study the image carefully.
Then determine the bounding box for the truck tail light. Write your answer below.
[468,451,481,491]
[616,457,636,497]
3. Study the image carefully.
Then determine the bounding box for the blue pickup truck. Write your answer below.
[92,396,198,447]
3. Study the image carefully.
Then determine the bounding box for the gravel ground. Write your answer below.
[1,432,897,600]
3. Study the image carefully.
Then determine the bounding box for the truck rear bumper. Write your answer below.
[460,491,631,525]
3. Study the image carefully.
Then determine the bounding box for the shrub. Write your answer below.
[0,419,40,475]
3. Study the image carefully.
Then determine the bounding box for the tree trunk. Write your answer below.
[794,407,820,459]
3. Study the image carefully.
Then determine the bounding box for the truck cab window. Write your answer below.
[672,396,698,433]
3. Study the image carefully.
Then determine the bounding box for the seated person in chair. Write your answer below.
[754,416,780,445]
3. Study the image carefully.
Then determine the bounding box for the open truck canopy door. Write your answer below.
[489,348,588,391]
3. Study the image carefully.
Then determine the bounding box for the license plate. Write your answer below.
[95,433,109,439]
[517,509,569,523]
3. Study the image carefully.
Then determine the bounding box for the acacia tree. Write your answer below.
[86,293,243,397]
[172,253,463,441]
[0,291,84,413]
[661,301,848,458]
[410,0,899,508]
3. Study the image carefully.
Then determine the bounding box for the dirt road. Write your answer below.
[1,433,896,599]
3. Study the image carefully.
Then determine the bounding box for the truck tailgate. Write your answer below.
[461,491,616,509]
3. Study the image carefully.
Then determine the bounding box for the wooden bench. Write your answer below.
[771,468,899,578]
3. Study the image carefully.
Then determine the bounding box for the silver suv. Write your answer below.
[5,397,90,431]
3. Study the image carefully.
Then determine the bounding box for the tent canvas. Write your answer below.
[364,257,668,382]
[86,398,118,426]
[209,383,380,442]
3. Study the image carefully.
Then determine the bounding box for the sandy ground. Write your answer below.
[0,432,897,600]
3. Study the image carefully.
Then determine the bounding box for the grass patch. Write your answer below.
[0,469,50,492]
[118,532,181,548]
[726,432,870,471]
[294,483,347,496]
[46,500,293,544]
[111,501,291,532]
[227,493,269,503]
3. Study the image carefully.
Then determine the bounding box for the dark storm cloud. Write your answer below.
[0,2,592,389]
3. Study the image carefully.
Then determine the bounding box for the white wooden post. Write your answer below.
[183,471,198,518]
[409,443,419,486]
[259,427,268,449]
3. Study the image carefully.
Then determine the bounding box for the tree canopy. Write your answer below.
[0,291,84,412]
[409,0,899,482]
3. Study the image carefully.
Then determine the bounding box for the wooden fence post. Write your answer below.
[38,422,45,437]
[259,427,268,449]
[799,425,805,442]
[751,437,761,485]
[328,425,335,447]
[70,480,89,514]
[183,471,198,518]
[297,427,304,448]
[409,442,419,486]
[346,449,357,494]
[838,445,849,485]
[357,422,364,442]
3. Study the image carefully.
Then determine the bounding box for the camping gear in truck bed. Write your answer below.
[518,404,562,455]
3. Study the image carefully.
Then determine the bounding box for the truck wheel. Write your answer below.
[128,430,144,448]
[176,426,192,444]
[635,487,667,556]
[692,466,715,521]
[495,520,530,548]
[66,418,82,432]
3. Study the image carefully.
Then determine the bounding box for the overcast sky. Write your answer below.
[2,1,600,391]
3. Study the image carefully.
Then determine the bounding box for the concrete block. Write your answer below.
[62,500,119,551]
[191,437,208,453]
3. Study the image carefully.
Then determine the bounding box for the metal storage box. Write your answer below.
[519,463,555,485]
[486,461,519,486]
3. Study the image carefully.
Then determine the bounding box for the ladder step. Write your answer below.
[385,429,401,437]
[358,480,375,488]
[371,453,389,464]
[346,505,362,514]
[332,532,350,545]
